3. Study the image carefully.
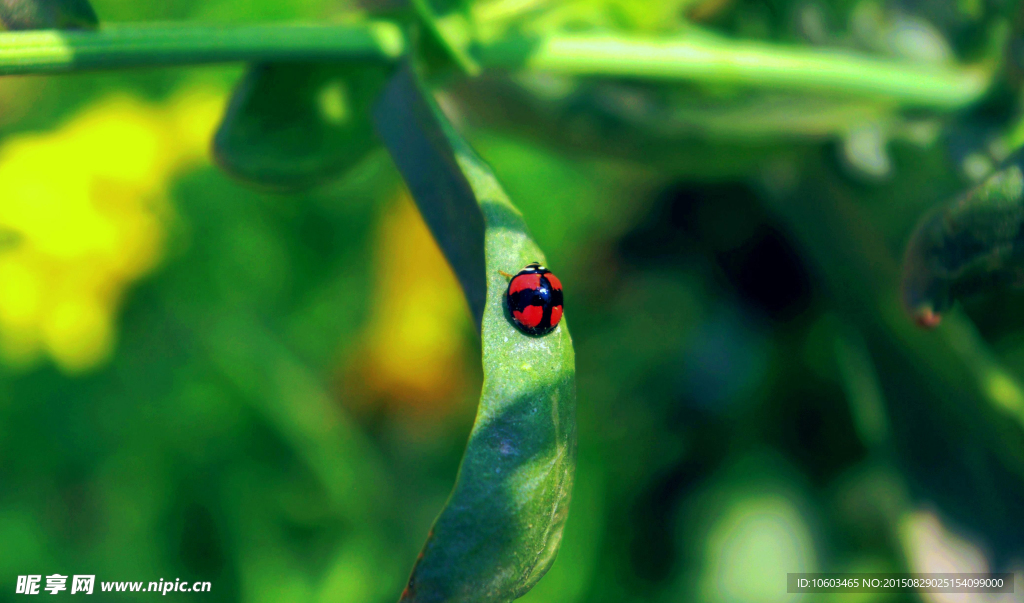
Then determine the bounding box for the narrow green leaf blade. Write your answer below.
[0,0,97,30]
[373,63,576,603]
[214,61,391,191]
[371,63,486,327]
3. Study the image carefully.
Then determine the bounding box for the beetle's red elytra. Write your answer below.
[505,262,563,336]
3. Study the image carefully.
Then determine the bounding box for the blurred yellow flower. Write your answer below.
[349,192,473,417]
[0,88,223,373]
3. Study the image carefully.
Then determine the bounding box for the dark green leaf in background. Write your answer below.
[766,154,1024,554]
[901,151,1024,328]
[0,0,97,30]
[373,63,576,603]
[214,61,392,191]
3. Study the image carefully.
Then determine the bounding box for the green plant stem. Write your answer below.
[0,22,405,75]
[0,22,992,111]
[478,33,992,109]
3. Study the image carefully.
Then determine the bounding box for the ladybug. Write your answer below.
[503,262,563,336]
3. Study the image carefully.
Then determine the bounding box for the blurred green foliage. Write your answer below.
[2,0,1024,602]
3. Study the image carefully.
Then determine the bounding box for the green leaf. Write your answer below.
[214,61,392,191]
[765,152,1024,483]
[0,0,97,30]
[373,63,576,603]
[755,155,1024,567]
[901,153,1024,328]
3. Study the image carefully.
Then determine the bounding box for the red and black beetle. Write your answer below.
[503,262,563,336]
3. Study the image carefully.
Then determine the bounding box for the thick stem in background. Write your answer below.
[0,21,404,74]
[0,22,992,116]
[477,32,992,109]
